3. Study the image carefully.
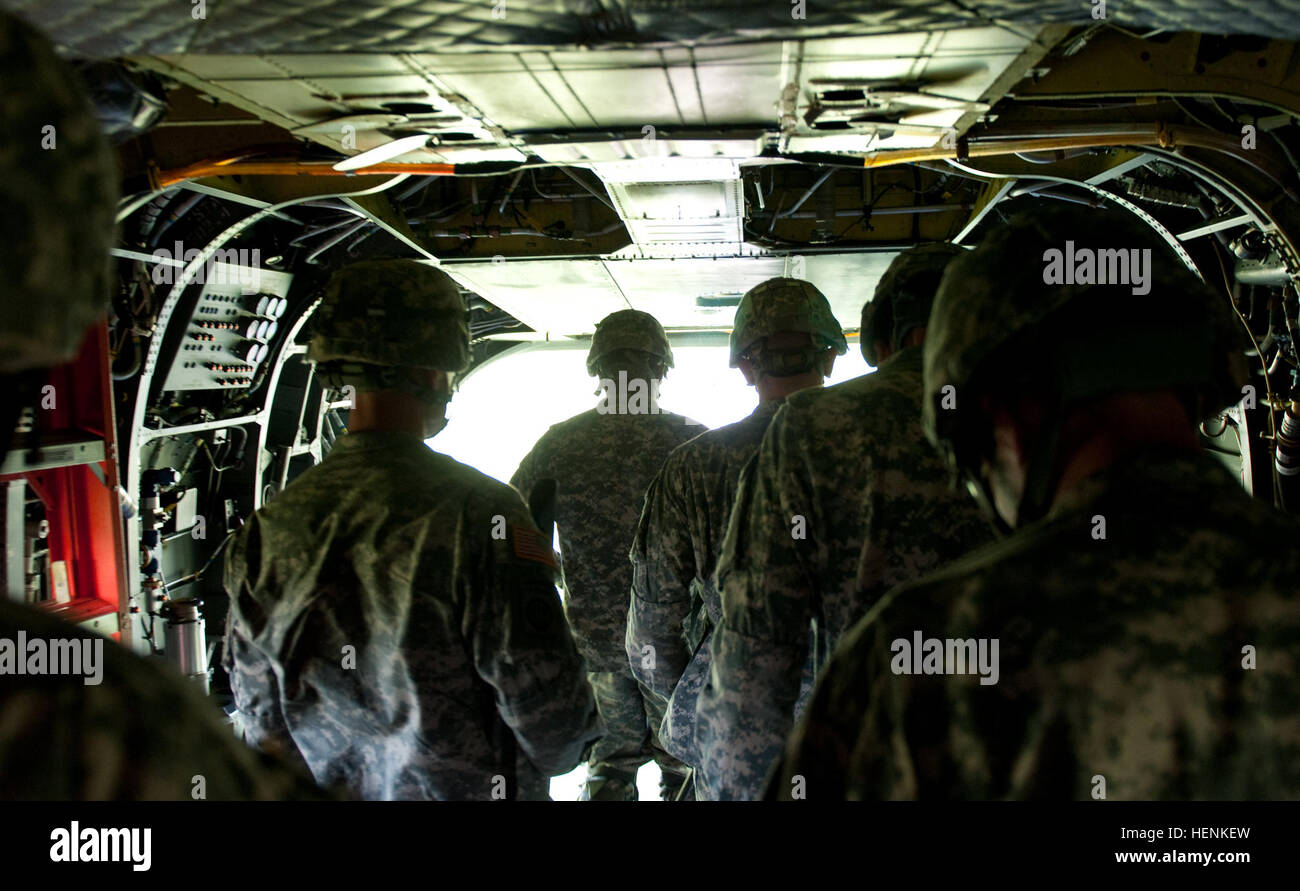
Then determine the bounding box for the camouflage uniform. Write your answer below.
[511,314,701,795]
[626,401,783,774]
[629,278,847,798]
[696,248,991,800]
[224,261,599,800]
[0,599,329,800]
[773,206,1295,799]
[772,450,1300,799]
[0,12,117,375]
[0,12,323,801]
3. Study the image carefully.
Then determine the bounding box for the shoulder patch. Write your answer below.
[511,524,558,569]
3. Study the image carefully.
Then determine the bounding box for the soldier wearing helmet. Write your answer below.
[0,10,329,800]
[698,246,992,800]
[510,308,701,800]
[223,258,599,800]
[627,277,846,799]
[774,205,1300,800]
[304,258,471,438]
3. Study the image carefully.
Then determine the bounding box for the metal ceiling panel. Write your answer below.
[434,71,583,132]
[787,27,1032,153]
[528,137,763,165]
[143,29,1037,163]
[13,0,1300,58]
[162,53,414,80]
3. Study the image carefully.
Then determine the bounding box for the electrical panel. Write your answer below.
[160,262,294,392]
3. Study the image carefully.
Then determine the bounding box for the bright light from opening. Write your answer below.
[434,340,871,486]
[428,338,871,799]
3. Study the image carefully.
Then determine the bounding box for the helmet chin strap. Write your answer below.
[1013,396,1066,529]
[392,373,453,438]
[960,393,1065,537]
[424,414,450,438]
[319,362,454,437]
[393,373,452,408]
[963,473,1013,538]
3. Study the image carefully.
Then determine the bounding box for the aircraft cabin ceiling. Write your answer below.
[116,26,1043,334]
[8,0,1300,55]
[8,0,1300,340]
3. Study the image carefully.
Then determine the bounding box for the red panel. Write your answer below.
[0,320,126,624]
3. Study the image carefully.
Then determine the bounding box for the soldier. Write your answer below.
[223,259,599,800]
[0,10,324,800]
[695,247,993,800]
[0,11,117,424]
[0,596,331,800]
[773,205,1300,799]
[511,309,700,800]
[629,278,846,800]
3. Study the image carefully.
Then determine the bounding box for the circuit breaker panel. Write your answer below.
[160,263,294,392]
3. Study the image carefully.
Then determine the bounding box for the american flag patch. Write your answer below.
[512,525,558,569]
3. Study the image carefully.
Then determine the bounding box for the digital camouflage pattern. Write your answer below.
[628,401,797,775]
[860,243,964,366]
[729,278,848,367]
[224,431,599,800]
[695,246,987,801]
[586,309,675,376]
[0,10,118,374]
[511,407,699,783]
[512,409,701,670]
[773,450,1300,799]
[583,666,680,784]
[307,260,471,373]
[0,599,330,800]
[696,348,992,800]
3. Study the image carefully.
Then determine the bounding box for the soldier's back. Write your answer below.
[0,599,326,800]
[226,430,558,799]
[655,401,781,620]
[775,348,992,660]
[512,408,699,669]
[638,401,782,768]
[781,449,1300,799]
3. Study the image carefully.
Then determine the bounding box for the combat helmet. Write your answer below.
[860,244,965,366]
[586,309,674,377]
[0,12,118,374]
[923,204,1250,531]
[729,277,848,375]
[308,259,470,402]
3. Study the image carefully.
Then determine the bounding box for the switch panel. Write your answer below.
[161,262,294,392]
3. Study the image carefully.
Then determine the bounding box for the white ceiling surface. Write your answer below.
[444,252,897,336]
[141,28,1035,336]
[145,27,1034,160]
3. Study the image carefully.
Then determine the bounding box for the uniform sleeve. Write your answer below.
[0,600,331,801]
[771,589,934,802]
[768,670,857,801]
[695,410,820,800]
[769,620,879,801]
[509,436,545,508]
[221,521,311,775]
[467,496,600,777]
[626,465,697,703]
